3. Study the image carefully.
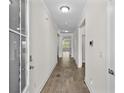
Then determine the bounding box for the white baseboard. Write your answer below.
[85,79,94,93]
[35,62,57,93]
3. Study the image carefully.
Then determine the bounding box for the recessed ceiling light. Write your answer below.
[60,6,70,13]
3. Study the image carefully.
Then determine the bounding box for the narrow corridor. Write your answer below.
[41,54,90,93]
[9,0,115,93]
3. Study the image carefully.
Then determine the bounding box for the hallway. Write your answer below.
[9,0,115,93]
[41,56,90,93]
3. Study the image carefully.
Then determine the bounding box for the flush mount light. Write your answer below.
[64,30,69,33]
[60,6,70,13]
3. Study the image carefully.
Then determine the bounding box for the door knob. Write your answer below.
[30,65,34,70]
[108,68,115,76]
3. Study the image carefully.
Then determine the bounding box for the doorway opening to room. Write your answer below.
[62,37,71,59]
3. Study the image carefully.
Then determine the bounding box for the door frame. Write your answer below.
[106,0,115,93]
[22,0,30,93]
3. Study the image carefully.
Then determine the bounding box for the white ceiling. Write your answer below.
[44,0,86,32]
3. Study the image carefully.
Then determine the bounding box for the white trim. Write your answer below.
[21,34,27,37]
[78,29,83,68]
[9,28,27,37]
[19,0,22,92]
[84,79,94,93]
[9,28,20,35]
[22,0,30,93]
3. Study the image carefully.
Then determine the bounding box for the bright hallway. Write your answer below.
[9,0,115,93]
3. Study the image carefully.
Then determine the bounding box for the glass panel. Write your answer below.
[9,31,20,93]
[9,0,20,32]
[21,0,26,35]
[21,36,27,91]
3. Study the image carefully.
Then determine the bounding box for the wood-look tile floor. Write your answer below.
[41,57,90,93]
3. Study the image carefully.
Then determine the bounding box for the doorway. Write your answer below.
[62,38,71,58]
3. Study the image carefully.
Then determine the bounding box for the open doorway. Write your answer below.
[62,37,71,58]
[62,37,72,64]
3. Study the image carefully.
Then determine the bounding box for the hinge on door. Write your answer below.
[108,68,115,76]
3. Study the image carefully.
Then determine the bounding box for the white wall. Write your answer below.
[73,31,78,66]
[85,0,108,93]
[29,0,58,93]
[78,29,82,68]
[73,27,85,68]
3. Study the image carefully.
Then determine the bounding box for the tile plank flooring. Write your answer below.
[41,57,90,93]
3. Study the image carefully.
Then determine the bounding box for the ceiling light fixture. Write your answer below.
[64,30,69,33]
[60,6,70,13]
